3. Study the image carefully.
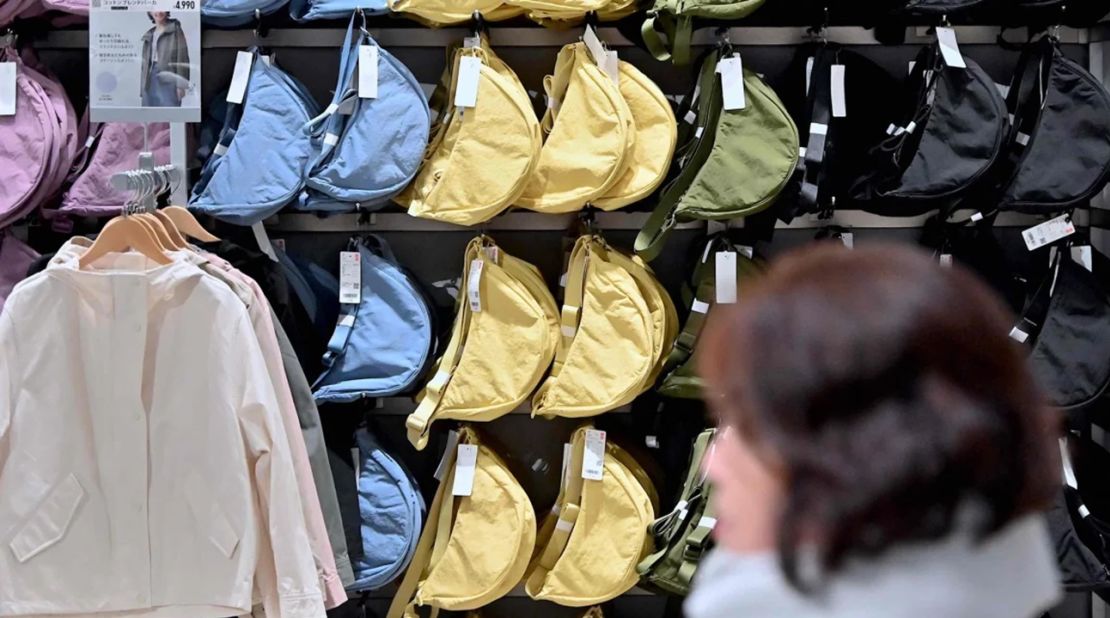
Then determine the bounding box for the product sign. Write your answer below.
[90,0,201,122]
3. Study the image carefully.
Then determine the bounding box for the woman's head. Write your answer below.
[699,243,1058,590]
[148,11,169,23]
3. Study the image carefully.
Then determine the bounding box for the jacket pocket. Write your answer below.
[184,472,240,559]
[9,474,85,564]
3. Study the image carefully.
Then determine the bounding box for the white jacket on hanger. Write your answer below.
[0,250,326,618]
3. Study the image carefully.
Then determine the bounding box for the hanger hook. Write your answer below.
[715,26,732,51]
[253,9,270,41]
[471,11,487,39]
[357,7,370,37]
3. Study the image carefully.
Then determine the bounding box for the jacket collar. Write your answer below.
[45,238,208,311]
[142,19,180,41]
[685,514,1061,618]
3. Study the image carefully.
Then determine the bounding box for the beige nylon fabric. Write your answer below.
[517,43,634,214]
[388,0,509,25]
[388,428,537,616]
[532,236,673,418]
[400,46,541,226]
[512,0,636,23]
[525,427,655,606]
[593,61,677,210]
[407,238,558,449]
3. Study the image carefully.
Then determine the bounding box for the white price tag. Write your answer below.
[1072,245,1093,272]
[841,232,854,249]
[1009,327,1029,344]
[455,56,482,109]
[1022,214,1075,251]
[561,443,572,487]
[227,51,254,105]
[340,251,362,304]
[716,252,738,304]
[452,444,479,496]
[939,254,953,268]
[936,27,967,70]
[831,64,847,118]
[583,25,607,68]
[582,429,606,481]
[0,62,15,116]
[716,54,746,111]
[604,50,620,86]
[467,259,485,313]
[358,45,379,99]
[433,430,460,482]
[805,56,814,96]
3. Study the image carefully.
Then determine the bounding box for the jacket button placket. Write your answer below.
[112,277,152,608]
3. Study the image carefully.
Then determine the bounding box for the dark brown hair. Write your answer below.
[700,243,1059,591]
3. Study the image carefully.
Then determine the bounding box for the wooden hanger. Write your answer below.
[79,215,172,269]
[135,212,175,251]
[162,206,220,243]
[152,210,189,249]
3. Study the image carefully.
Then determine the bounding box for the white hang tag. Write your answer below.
[484,245,500,262]
[1022,214,1075,251]
[1060,438,1079,490]
[737,245,754,259]
[358,45,379,99]
[935,27,968,70]
[715,252,738,304]
[604,50,620,86]
[463,36,481,48]
[454,56,482,109]
[432,432,458,485]
[561,443,572,487]
[683,109,697,124]
[351,447,362,482]
[339,251,362,304]
[831,64,847,118]
[716,54,746,112]
[0,62,15,116]
[1072,245,1093,272]
[1008,327,1029,344]
[691,299,710,314]
[452,444,479,496]
[583,25,607,68]
[260,55,272,66]
[251,222,278,262]
[646,435,660,449]
[970,211,985,223]
[939,254,953,268]
[467,259,485,313]
[805,56,814,96]
[840,232,854,249]
[582,429,606,481]
[227,51,254,105]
